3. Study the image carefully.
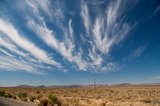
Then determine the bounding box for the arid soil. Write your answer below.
[0,97,34,106]
[0,86,160,106]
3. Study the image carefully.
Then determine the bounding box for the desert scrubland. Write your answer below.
[0,86,160,106]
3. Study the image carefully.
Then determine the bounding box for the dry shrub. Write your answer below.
[37,94,43,99]
[36,90,41,94]
[152,99,160,104]
[38,98,49,106]
[29,96,36,102]
[21,97,28,102]
[141,99,152,103]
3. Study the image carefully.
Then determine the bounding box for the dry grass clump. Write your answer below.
[38,98,49,106]
[141,99,152,103]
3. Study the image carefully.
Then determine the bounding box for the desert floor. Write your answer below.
[0,86,160,106]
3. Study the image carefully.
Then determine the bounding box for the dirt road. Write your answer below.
[0,97,35,106]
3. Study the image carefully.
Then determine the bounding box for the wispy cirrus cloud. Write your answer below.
[0,35,28,57]
[27,19,87,70]
[106,0,122,27]
[0,0,142,73]
[0,55,37,73]
[14,0,86,70]
[18,0,64,26]
[80,0,132,71]
[153,5,160,15]
[0,45,46,74]
[81,0,132,54]
[153,75,160,80]
[0,18,62,70]
[150,75,160,81]
[148,3,160,19]
[81,1,91,35]
[25,0,125,72]
[129,46,146,60]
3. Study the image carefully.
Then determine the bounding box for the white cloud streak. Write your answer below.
[153,75,160,80]
[149,5,160,19]
[0,18,62,68]
[129,46,145,60]
[81,0,131,54]
[20,0,64,26]
[0,55,35,73]
[0,46,45,74]
[154,5,160,15]
[106,0,122,27]
[150,75,160,81]
[27,19,87,70]
[0,34,28,57]
[81,1,91,35]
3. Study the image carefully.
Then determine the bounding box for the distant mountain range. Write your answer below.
[10,82,160,88]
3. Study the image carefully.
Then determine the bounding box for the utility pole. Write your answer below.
[94,77,96,93]
[41,80,43,85]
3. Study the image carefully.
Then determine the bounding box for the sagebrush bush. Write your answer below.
[29,96,36,102]
[17,92,27,99]
[48,95,58,103]
[37,94,42,99]
[48,94,61,106]
[0,90,6,97]
[5,93,13,98]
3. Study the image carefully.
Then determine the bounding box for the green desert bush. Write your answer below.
[17,92,27,99]
[48,94,58,103]
[5,93,13,98]
[0,90,6,97]
[48,94,61,106]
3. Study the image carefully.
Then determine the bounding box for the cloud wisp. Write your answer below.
[80,0,133,71]
[0,0,140,73]
[0,18,62,73]
[129,46,146,60]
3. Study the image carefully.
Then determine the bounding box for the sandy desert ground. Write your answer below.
[0,85,160,106]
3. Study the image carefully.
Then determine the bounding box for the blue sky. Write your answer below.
[0,0,160,86]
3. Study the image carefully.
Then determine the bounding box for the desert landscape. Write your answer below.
[0,0,160,106]
[0,84,160,106]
